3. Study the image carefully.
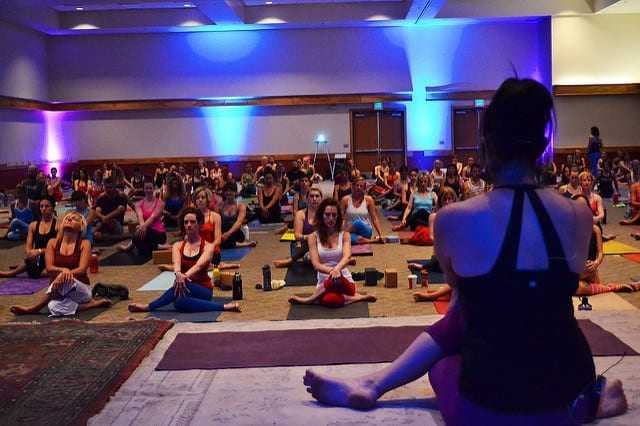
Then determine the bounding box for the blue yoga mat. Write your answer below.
[146,296,232,322]
[138,271,176,291]
[221,246,253,261]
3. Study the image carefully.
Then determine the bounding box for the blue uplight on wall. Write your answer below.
[199,106,255,155]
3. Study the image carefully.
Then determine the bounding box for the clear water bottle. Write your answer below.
[262,264,272,291]
[232,272,243,300]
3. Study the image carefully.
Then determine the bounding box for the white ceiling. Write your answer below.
[0,0,639,35]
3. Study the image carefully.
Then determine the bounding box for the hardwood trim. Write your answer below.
[425,90,495,101]
[0,93,412,112]
[0,96,49,111]
[553,84,640,96]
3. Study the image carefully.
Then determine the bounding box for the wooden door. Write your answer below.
[452,107,483,165]
[351,110,406,176]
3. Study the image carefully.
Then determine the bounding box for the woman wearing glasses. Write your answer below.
[288,198,376,307]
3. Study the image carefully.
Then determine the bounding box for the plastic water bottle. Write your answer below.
[232,272,243,300]
[90,254,99,273]
[262,264,272,291]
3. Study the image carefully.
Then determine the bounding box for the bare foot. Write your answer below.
[288,295,310,305]
[413,292,435,302]
[348,257,357,266]
[273,258,293,268]
[597,378,627,418]
[96,299,112,308]
[360,294,377,302]
[220,262,240,270]
[631,233,640,241]
[391,224,405,232]
[10,305,38,315]
[128,303,150,312]
[303,369,379,410]
[224,303,241,312]
[158,264,172,272]
[274,225,288,235]
[81,299,112,310]
[117,241,133,252]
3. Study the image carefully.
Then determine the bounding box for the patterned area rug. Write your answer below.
[0,319,173,425]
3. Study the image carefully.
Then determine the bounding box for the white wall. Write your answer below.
[552,14,640,149]
[555,95,640,148]
[552,14,640,85]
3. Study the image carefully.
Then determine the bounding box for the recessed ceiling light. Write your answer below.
[75,6,84,11]
[266,1,273,4]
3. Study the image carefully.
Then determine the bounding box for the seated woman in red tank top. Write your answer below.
[10,211,111,316]
[128,207,240,313]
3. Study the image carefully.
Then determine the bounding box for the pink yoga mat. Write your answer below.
[156,320,636,371]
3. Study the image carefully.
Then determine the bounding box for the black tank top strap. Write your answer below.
[492,187,525,271]
[525,188,568,264]
[492,185,568,271]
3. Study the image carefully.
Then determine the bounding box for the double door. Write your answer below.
[351,110,405,176]
[452,106,485,165]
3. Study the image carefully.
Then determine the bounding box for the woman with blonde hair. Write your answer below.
[10,211,110,316]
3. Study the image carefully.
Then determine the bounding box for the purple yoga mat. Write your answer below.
[0,276,50,295]
[351,244,373,256]
[156,320,638,371]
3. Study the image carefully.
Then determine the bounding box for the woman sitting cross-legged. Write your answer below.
[288,198,376,307]
[6,183,37,241]
[157,187,239,271]
[0,195,58,278]
[572,194,640,295]
[10,211,111,316]
[128,207,240,313]
[392,172,438,232]
[117,177,167,254]
[340,176,386,244]
[409,186,456,302]
[219,182,257,249]
[273,185,323,268]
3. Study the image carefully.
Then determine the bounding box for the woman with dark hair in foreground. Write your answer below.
[303,78,627,424]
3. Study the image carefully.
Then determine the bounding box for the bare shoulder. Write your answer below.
[80,239,92,251]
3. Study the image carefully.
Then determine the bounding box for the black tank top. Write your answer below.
[457,185,594,413]
[33,218,57,249]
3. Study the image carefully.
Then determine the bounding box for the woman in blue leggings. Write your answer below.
[128,207,240,313]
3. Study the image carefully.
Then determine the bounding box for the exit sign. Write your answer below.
[374,102,383,110]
